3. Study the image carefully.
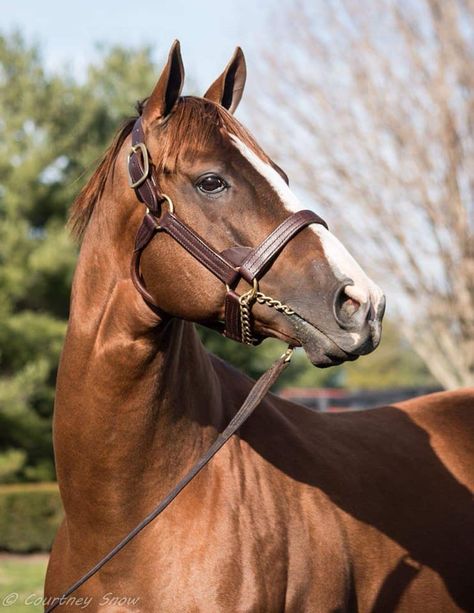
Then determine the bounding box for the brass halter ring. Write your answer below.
[160,194,175,215]
[240,278,259,303]
[225,278,259,302]
[147,194,175,229]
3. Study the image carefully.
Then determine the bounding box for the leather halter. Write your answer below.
[128,117,327,343]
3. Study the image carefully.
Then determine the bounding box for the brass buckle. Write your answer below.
[127,143,150,188]
[160,194,174,215]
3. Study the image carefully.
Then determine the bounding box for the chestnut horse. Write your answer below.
[45,42,474,612]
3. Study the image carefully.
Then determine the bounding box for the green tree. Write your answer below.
[0,33,158,482]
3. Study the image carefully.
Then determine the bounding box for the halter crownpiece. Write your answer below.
[128,116,328,344]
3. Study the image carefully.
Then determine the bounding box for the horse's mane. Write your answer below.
[69,96,269,241]
[68,116,136,241]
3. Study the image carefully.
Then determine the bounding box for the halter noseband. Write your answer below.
[128,117,328,344]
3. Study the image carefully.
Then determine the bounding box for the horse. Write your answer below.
[45,41,474,612]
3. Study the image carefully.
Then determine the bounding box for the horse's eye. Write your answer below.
[196,174,228,194]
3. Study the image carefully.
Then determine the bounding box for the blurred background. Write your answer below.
[0,0,472,609]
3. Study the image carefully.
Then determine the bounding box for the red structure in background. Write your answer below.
[279,387,440,412]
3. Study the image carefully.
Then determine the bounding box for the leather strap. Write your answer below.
[224,290,244,342]
[130,214,163,313]
[238,210,327,283]
[45,347,294,613]
[159,212,240,286]
[129,121,163,213]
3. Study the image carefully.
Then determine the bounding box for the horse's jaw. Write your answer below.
[287,313,361,368]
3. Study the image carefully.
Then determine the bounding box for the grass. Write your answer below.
[0,554,48,612]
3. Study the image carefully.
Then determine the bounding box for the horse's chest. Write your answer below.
[138,489,350,613]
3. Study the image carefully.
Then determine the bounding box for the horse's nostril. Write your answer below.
[340,296,361,318]
[333,282,367,329]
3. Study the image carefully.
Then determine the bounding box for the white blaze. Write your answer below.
[230,135,384,312]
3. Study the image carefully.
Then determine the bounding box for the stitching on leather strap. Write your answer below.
[224,291,242,341]
[239,210,323,282]
[160,212,239,286]
[243,212,315,272]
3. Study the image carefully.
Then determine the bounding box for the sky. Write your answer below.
[1,0,274,90]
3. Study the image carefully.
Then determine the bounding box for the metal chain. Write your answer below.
[239,289,295,345]
[239,291,257,345]
[256,292,295,316]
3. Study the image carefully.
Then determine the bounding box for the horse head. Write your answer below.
[74,40,385,368]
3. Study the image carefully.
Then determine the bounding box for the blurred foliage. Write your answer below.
[199,320,435,391]
[0,33,157,482]
[0,482,62,551]
[0,32,434,483]
[341,321,436,390]
[198,326,344,390]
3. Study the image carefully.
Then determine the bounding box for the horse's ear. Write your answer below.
[143,40,185,125]
[203,47,246,114]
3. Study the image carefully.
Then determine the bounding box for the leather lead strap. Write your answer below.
[45,348,294,613]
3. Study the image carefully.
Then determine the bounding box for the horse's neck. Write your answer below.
[54,215,223,535]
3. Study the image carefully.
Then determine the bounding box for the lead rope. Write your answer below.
[45,346,294,612]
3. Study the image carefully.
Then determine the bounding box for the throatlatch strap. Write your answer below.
[45,347,294,613]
